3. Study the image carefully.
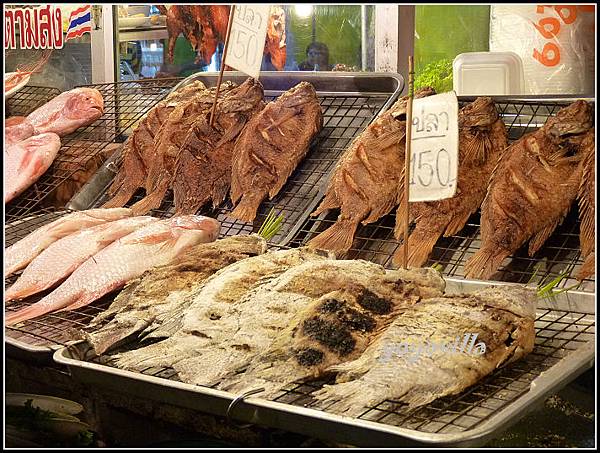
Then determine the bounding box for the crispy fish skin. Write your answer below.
[229,81,323,222]
[215,265,445,397]
[112,247,332,371]
[173,78,266,215]
[577,129,595,280]
[308,87,435,254]
[313,286,536,416]
[86,235,268,355]
[393,97,509,267]
[103,81,208,209]
[464,100,593,280]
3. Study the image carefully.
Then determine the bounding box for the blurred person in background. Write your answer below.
[298,42,332,71]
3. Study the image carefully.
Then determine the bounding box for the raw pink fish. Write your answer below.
[5,215,221,326]
[5,207,133,277]
[5,116,35,145]
[26,88,104,136]
[4,132,61,203]
[5,216,158,303]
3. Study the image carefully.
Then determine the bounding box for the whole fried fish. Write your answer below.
[86,235,268,355]
[464,100,593,280]
[5,216,158,303]
[112,247,331,371]
[26,88,104,136]
[577,129,595,280]
[103,81,208,209]
[313,286,536,416]
[229,81,323,222]
[130,82,236,215]
[308,87,435,254]
[393,97,509,267]
[5,215,220,326]
[173,78,266,214]
[215,265,445,397]
[5,116,34,145]
[5,132,61,204]
[5,207,133,277]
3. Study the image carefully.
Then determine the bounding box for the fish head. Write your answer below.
[544,100,592,138]
[64,88,105,124]
[459,97,498,128]
[169,215,221,252]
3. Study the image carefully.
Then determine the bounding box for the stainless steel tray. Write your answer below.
[54,278,595,447]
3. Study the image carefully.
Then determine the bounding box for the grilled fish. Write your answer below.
[103,81,208,209]
[393,97,509,267]
[464,100,593,280]
[5,207,133,277]
[229,82,323,222]
[5,216,157,303]
[215,265,445,397]
[86,235,268,355]
[26,88,104,136]
[308,87,435,254]
[112,247,331,371]
[313,286,536,416]
[5,116,34,145]
[5,132,61,204]
[577,129,595,280]
[130,82,236,215]
[173,78,266,214]
[5,216,220,326]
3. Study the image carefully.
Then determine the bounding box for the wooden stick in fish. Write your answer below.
[402,56,415,269]
[209,5,236,127]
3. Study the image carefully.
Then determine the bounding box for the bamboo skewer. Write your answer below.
[402,56,415,269]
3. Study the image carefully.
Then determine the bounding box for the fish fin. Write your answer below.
[577,252,595,281]
[59,283,122,312]
[464,246,511,280]
[311,189,340,217]
[307,218,359,254]
[102,184,138,209]
[443,209,473,237]
[528,222,560,256]
[211,179,230,209]
[228,193,264,222]
[129,185,168,216]
[577,158,595,257]
[5,291,75,326]
[393,226,441,268]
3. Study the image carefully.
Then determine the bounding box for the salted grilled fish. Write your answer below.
[112,247,331,371]
[464,100,593,280]
[86,235,267,355]
[5,207,133,277]
[173,78,266,214]
[577,129,595,280]
[103,81,210,209]
[5,216,220,326]
[215,265,445,397]
[229,82,323,222]
[5,132,61,204]
[5,216,157,303]
[393,97,509,267]
[130,82,236,215]
[5,116,34,145]
[26,88,104,136]
[313,286,536,416]
[308,87,435,254]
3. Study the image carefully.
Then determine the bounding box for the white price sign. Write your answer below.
[224,5,271,79]
[408,91,459,202]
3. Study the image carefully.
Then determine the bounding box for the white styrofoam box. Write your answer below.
[490,5,595,95]
[453,52,525,96]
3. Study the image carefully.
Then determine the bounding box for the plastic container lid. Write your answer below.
[453,51,525,95]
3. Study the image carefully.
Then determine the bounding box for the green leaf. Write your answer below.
[257,208,285,241]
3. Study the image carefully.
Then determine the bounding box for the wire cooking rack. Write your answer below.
[289,99,596,293]
[80,305,593,440]
[5,78,183,223]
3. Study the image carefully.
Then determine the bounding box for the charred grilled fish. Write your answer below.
[308,88,435,254]
[229,82,323,222]
[393,97,509,267]
[577,129,595,280]
[464,100,593,280]
[313,286,536,416]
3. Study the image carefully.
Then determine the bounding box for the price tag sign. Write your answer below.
[224,5,270,79]
[408,91,459,202]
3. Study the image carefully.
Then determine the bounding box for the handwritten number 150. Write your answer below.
[410,149,451,188]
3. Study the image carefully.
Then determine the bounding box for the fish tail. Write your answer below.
[313,381,370,416]
[464,246,510,280]
[130,187,167,216]
[211,179,230,209]
[393,228,441,268]
[577,252,595,281]
[229,193,264,222]
[311,190,339,217]
[4,283,43,303]
[6,303,52,326]
[307,218,358,254]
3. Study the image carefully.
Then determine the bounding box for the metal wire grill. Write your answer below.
[80,306,593,438]
[5,79,183,223]
[289,99,596,293]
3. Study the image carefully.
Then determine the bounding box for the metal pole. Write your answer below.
[402,56,414,269]
[209,5,235,127]
[361,5,368,71]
